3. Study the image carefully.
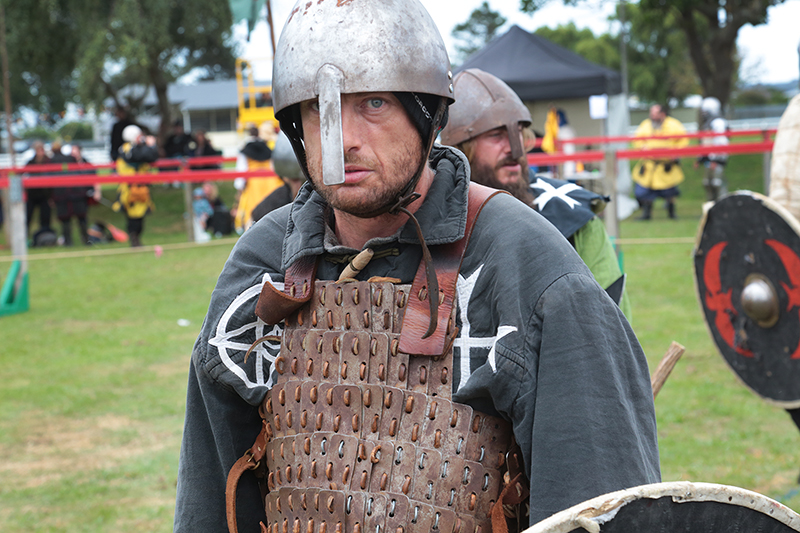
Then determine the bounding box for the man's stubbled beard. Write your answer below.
[469,155,537,207]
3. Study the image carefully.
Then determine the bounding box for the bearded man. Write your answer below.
[173,2,659,532]
[441,69,630,319]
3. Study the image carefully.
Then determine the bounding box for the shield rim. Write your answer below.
[524,481,800,533]
[693,190,800,409]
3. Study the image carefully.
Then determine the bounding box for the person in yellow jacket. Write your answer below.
[632,104,688,220]
[113,125,158,247]
[232,123,283,232]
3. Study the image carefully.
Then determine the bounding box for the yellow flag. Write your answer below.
[541,108,559,153]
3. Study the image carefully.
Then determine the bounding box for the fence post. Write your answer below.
[762,129,771,194]
[180,160,195,242]
[603,149,620,240]
[1,171,30,317]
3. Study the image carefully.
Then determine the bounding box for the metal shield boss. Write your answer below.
[694,191,800,407]
[525,482,800,532]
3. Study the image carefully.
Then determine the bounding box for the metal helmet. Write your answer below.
[272,0,454,187]
[272,131,303,181]
[701,96,722,116]
[122,124,142,144]
[440,68,532,160]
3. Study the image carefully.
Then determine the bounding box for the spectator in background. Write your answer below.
[24,140,53,235]
[192,186,214,242]
[109,105,135,161]
[231,124,282,233]
[52,143,94,246]
[250,131,306,224]
[189,129,222,171]
[696,96,729,202]
[113,125,158,247]
[201,181,233,237]
[163,119,196,159]
[632,104,688,220]
[556,109,581,180]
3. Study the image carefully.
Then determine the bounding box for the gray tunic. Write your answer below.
[173,145,660,533]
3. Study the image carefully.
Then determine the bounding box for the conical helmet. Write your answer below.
[272,0,453,186]
[440,68,531,160]
[271,131,303,181]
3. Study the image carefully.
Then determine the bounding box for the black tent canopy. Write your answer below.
[456,25,622,101]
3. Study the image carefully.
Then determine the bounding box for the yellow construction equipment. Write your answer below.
[236,58,279,133]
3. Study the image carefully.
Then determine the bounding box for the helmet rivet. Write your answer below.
[447,71,453,80]
[449,84,454,94]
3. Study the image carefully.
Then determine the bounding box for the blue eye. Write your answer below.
[368,98,384,109]
[310,101,320,111]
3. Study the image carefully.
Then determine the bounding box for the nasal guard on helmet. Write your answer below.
[440,68,532,160]
[272,0,454,186]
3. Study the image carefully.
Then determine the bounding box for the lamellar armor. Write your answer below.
[227,186,522,533]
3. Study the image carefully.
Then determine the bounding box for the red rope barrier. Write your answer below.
[0,168,277,189]
[556,128,776,146]
[0,155,238,176]
[0,138,776,189]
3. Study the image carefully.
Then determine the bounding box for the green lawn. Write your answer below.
[0,154,798,531]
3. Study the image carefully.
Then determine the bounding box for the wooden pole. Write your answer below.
[265,0,276,56]
[762,129,772,194]
[651,341,686,399]
[603,148,620,240]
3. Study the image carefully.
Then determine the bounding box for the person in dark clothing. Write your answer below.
[109,106,135,162]
[188,129,223,171]
[24,140,53,233]
[113,125,159,247]
[250,131,305,224]
[163,119,196,159]
[52,143,94,245]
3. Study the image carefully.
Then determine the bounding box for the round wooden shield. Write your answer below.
[694,191,800,407]
[525,482,800,533]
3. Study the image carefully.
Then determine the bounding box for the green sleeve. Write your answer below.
[572,216,633,322]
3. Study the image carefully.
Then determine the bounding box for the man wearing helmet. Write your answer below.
[696,97,729,202]
[441,69,631,319]
[173,2,659,532]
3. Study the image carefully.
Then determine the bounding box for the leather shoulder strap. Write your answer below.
[399,183,506,356]
[255,254,317,325]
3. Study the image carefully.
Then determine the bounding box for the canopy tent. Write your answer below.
[456,25,622,101]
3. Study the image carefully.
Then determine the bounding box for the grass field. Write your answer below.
[1,154,798,531]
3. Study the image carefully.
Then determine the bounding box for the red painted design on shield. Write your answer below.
[765,239,800,359]
[704,241,753,357]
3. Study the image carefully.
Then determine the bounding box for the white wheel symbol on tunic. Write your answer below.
[209,272,284,390]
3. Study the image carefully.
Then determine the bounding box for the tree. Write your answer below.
[534,23,619,71]
[636,0,783,108]
[521,0,786,109]
[452,1,507,64]
[619,3,701,105]
[0,0,89,117]
[76,0,238,141]
[533,17,700,106]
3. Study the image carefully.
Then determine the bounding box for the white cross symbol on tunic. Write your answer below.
[454,265,517,391]
[531,178,582,210]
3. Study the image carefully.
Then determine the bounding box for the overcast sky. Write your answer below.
[236,0,800,86]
